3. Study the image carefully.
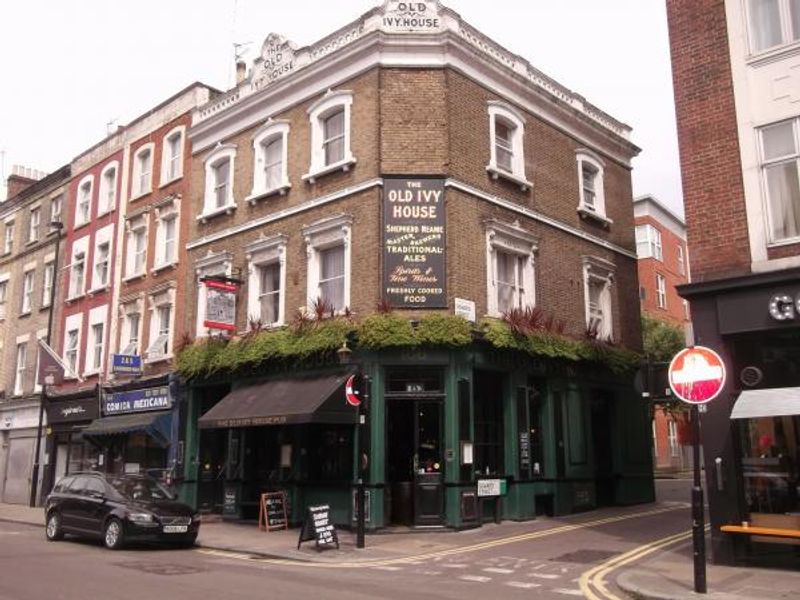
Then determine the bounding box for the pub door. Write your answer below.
[387,399,444,527]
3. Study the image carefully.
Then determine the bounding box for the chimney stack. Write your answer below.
[236,60,247,84]
[5,165,46,200]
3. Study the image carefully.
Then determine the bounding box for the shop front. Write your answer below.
[181,347,653,530]
[681,268,800,565]
[81,376,179,482]
[0,399,44,504]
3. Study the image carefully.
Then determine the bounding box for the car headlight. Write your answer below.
[128,512,154,523]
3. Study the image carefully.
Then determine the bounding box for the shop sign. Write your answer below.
[111,354,142,376]
[477,478,507,497]
[103,386,172,416]
[204,279,237,331]
[46,397,99,424]
[383,177,446,308]
[768,292,800,321]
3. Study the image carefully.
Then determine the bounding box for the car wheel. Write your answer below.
[103,518,124,550]
[45,511,64,541]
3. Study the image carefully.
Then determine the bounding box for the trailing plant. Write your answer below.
[357,313,417,348]
[414,314,473,347]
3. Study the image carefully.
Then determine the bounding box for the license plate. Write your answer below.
[163,525,188,533]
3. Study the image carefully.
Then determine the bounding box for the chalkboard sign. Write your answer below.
[519,432,531,471]
[259,491,288,532]
[222,484,239,518]
[297,504,339,551]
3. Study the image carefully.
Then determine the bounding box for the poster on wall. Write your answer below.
[383,177,446,308]
[204,279,238,331]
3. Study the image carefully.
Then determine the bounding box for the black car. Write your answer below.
[44,472,200,549]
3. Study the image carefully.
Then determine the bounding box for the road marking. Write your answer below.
[196,504,686,570]
[553,589,583,596]
[373,566,402,571]
[529,573,560,579]
[506,581,540,589]
[459,575,492,583]
[442,563,469,569]
[483,567,514,574]
[578,526,705,600]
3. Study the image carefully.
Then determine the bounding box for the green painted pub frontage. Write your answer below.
[176,343,654,529]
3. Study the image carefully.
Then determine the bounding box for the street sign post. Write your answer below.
[668,345,726,595]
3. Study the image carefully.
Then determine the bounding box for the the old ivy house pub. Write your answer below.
[176,1,653,529]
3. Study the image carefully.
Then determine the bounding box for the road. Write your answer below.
[0,479,693,600]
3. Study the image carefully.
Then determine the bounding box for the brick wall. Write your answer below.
[667,0,750,281]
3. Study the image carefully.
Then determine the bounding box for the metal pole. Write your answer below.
[30,224,62,507]
[355,373,368,549]
[691,404,707,594]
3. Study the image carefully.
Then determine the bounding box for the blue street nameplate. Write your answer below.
[111,354,143,375]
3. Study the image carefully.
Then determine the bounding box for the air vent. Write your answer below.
[740,366,763,388]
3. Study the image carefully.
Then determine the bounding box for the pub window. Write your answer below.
[486,101,530,190]
[473,371,505,476]
[303,90,355,183]
[307,425,353,481]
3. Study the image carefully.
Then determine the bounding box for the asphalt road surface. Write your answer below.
[0,479,693,600]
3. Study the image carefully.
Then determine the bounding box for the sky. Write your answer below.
[0,0,683,216]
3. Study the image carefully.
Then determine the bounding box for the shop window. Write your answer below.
[303,214,351,314]
[249,120,290,202]
[486,101,530,190]
[583,256,615,340]
[485,219,538,317]
[303,90,355,183]
[246,234,287,328]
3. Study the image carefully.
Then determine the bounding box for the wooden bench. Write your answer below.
[721,524,800,540]
[721,513,800,545]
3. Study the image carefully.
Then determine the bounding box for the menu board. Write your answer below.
[383,178,447,308]
[259,491,288,532]
[297,504,339,551]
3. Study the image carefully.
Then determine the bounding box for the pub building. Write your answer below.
[178,1,653,528]
[681,270,800,565]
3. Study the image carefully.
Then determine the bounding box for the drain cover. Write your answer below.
[115,562,205,576]
[551,549,618,564]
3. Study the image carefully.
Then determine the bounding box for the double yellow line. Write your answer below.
[198,505,685,570]
[579,526,707,600]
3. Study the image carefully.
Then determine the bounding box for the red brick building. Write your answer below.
[668,0,800,564]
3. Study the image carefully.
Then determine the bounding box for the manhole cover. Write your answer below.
[115,562,206,576]
[551,549,618,564]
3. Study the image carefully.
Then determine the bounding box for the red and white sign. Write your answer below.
[345,375,360,407]
[668,346,726,404]
[204,280,238,332]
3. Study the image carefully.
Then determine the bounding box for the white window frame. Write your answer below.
[90,322,105,373]
[28,206,41,243]
[635,224,663,261]
[486,101,531,190]
[246,234,288,328]
[91,224,114,292]
[485,220,538,317]
[677,244,685,275]
[656,273,667,309]
[746,0,800,54]
[3,220,14,255]
[303,90,356,183]
[34,329,46,393]
[13,340,27,396]
[758,118,800,244]
[63,313,82,379]
[667,419,679,457]
[97,161,118,215]
[576,149,611,226]
[303,214,352,314]
[248,120,291,203]
[85,305,107,376]
[21,269,34,314]
[160,125,185,186]
[153,198,180,271]
[75,175,93,228]
[0,274,9,321]
[195,251,233,337]
[200,144,237,221]
[124,214,148,279]
[50,194,63,225]
[132,143,155,199]
[42,260,55,307]
[582,256,615,340]
[146,288,175,362]
[68,236,89,300]
[119,298,143,356]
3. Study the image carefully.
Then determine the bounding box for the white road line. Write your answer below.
[442,563,469,569]
[459,575,492,583]
[506,581,540,589]
[483,567,514,574]
[419,571,442,576]
[529,573,560,580]
[554,589,584,596]
[373,566,403,571]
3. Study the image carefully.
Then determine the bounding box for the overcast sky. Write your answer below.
[0,0,682,216]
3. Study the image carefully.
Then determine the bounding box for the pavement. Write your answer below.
[3,501,800,598]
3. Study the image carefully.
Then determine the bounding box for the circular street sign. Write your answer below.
[345,375,361,407]
[668,346,726,405]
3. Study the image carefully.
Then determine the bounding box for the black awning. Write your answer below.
[83,411,172,447]
[198,371,357,429]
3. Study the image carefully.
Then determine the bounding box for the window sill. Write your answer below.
[151,262,178,275]
[123,272,147,283]
[246,184,291,205]
[130,189,152,202]
[83,368,101,377]
[73,220,90,231]
[26,238,39,246]
[96,207,115,219]
[145,353,173,365]
[159,175,182,189]
[486,165,532,191]
[197,203,237,223]
[747,39,800,68]
[65,293,86,304]
[19,310,31,318]
[39,303,51,312]
[577,205,613,228]
[302,157,356,184]
[87,285,110,297]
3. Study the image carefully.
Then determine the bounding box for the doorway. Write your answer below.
[591,391,615,506]
[387,398,444,526]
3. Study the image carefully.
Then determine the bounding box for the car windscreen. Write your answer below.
[107,477,176,502]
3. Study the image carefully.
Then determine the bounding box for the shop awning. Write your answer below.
[198,371,357,429]
[82,411,172,447]
[730,388,800,419]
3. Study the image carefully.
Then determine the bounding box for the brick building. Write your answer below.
[668,0,800,564]
[0,166,69,504]
[179,1,652,528]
